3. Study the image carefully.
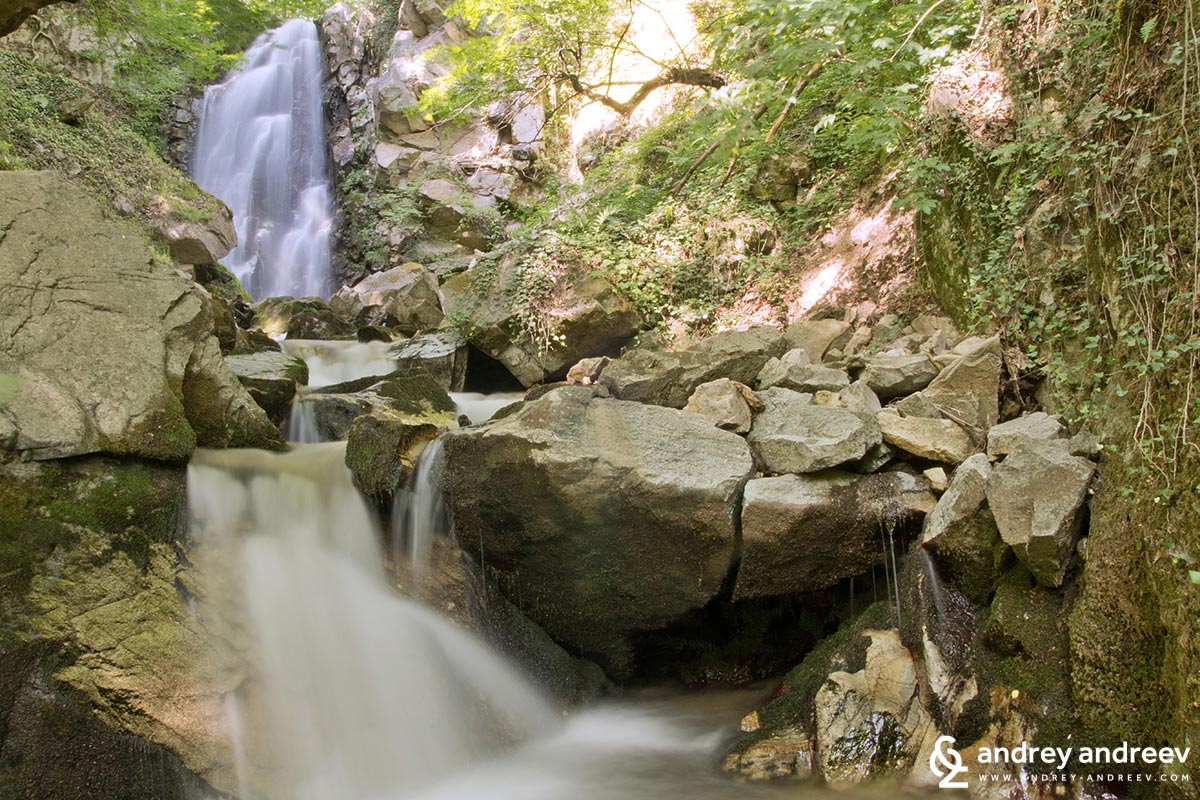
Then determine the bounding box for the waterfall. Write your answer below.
[188,444,557,799]
[192,19,333,301]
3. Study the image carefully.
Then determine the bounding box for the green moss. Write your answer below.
[0,50,225,260]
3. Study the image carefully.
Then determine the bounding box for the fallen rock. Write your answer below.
[0,171,282,461]
[877,410,975,464]
[442,256,641,386]
[389,329,469,391]
[224,351,310,425]
[683,378,758,433]
[566,356,610,385]
[748,388,881,474]
[923,335,1001,434]
[858,354,941,401]
[734,471,933,599]
[330,262,444,334]
[921,454,1003,600]
[784,318,851,360]
[440,386,754,676]
[891,391,943,418]
[985,439,1095,587]
[757,350,850,393]
[840,381,882,414]
[159,210,237,265]
[601,328,785,408]
[985,411,1067,459]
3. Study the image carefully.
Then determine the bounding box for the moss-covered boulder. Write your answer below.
[0,457,242,797]
[302,366,458,442]
[344,412,443,498]
[441,254,643,387]
[440,385,754,677]
[254,296,357,340]
[0,170,283,461]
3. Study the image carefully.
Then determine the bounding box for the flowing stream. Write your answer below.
[191,19,333,300]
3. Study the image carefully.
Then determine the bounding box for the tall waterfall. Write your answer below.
[192,19,333,300]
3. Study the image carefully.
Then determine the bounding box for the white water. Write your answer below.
[449,392,525,425]
[281,340,398,389]
[192,20,333,300]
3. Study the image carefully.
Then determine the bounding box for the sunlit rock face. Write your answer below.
[192,19,334,301]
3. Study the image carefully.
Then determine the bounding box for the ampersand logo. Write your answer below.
[930,734,969,789]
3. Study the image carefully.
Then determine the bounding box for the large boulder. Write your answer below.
[601,328,786,408]
[439,386,754,676]
[330,262,444,334]
[734,472,934,600]
[985,439,1096,587]
[441,257,642,387]
[877,410,974,464]
[158,210,236,266]
[985,411,1067,459]
[682,378,761,433]
[757,349,850,393]
[747,388,881,474]
[254,296,357,340]
[0,171,282,462]
[784,317,850,360]
[224,351,309,425]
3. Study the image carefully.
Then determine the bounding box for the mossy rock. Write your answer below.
[344,412,442,498]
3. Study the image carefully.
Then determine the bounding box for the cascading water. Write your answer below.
[192,19,333,300]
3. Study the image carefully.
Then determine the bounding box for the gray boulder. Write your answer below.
[158,211,236,265]
[921,454,1003,600]
[734,471,934,599]
[440,386,754,676]
[985,439,1096,587]
[784,318,851,360]
[224,351,309,425]
[331,262,444,333]
[858,354,941,400]
[757,349,850,393]
[877,410,975,464]
[986,411,1067,459]
[601,328,786,408]
[300,367,457,442]
[683,378,760,433]
[748,388,881,474]
[923,334,1001,434]
[0,171,282,461]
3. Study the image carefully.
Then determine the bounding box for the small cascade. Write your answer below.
[392,438,447,579]
[192,19,333,300]
[280,340,398,389]
[449,392,526,425]
[284,393,321,443]
[188,444,557,799]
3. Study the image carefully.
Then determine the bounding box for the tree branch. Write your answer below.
[563,66,726,116]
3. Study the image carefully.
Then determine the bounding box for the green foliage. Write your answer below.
[419,0,618,118]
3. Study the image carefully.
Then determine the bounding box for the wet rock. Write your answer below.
[254,296,357,340]
[301,367,457,441]
[344,412,442,497]
[224,351,310,425]
[923,335,1001,435]
[0,171,282,461]
[783,318,851,360]
[921,454,1003,601]
[877,410,975,464]
[440,386,754,676]
[985,411,1067,459]
[757,349,850,393]
[814,630,932,786]
[389,329,469,391]
[858,354,941,401]
[748,388,881,474]
[442,257,641,387]
[331,262,444,334]
[734,471,932,600]
[683,378,759,433]
[985,439,1095,587]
